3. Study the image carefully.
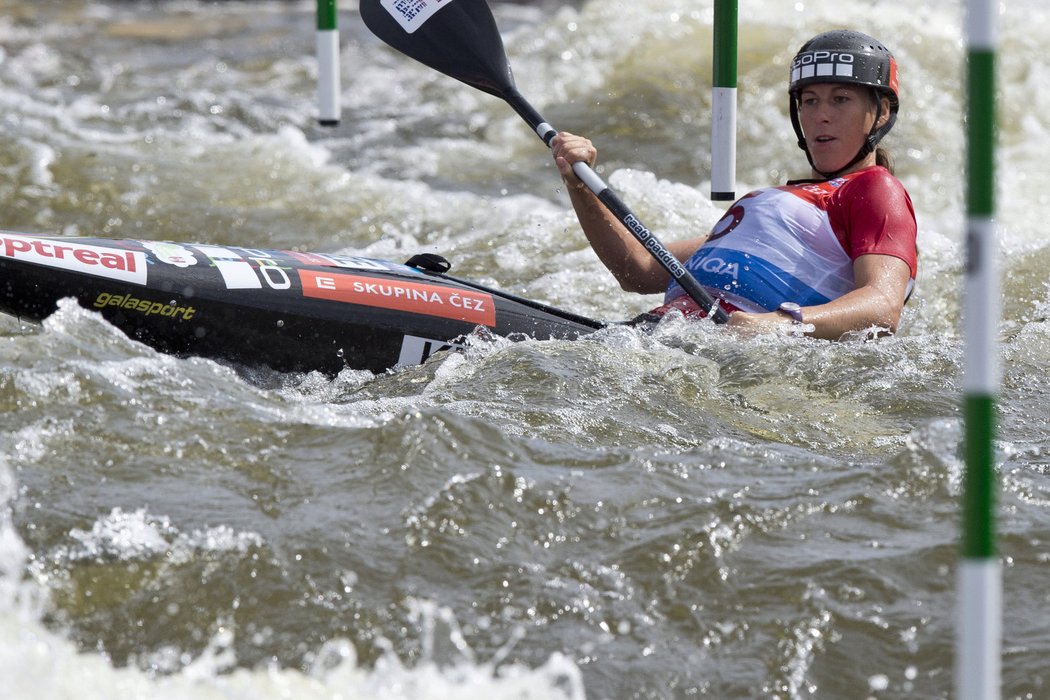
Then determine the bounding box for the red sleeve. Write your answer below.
[828,167,918,278]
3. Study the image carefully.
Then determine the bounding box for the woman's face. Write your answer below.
[796,83,889,175]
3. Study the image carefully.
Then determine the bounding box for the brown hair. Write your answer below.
[876,147,894,174]
[871,89,895,174]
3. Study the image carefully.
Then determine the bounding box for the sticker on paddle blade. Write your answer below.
[379,0,454,34]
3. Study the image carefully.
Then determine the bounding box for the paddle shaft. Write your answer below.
[505,89,731,324]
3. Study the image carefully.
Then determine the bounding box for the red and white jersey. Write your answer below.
[661,166,917,315]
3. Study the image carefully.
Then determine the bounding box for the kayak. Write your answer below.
[0,231,604,374]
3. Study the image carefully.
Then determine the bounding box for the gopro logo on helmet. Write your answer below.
[791,51,856,83]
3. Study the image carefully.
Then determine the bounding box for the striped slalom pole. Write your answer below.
[317,0,340,126]
[957,0,1000,698]
[710,0,737,202]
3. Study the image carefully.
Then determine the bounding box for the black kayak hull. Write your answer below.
[0,232,603,374]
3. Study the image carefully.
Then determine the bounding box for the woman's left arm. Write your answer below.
[728,253,912,339]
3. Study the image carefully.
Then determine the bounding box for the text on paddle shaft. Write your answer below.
[622,215,688,277]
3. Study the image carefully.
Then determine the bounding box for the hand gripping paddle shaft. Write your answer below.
[359,0,729,323]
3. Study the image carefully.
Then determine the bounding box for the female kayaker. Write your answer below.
[551,30,918,339]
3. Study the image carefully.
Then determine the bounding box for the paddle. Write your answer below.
[359,0,730,324]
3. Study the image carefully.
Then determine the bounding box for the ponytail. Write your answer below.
[875,147,894,174]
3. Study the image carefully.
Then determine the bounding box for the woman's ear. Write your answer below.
[876,95,893,128]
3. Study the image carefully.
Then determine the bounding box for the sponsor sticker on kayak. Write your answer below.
[193,245,262,289]
[92,291,198,321]
[398,334,464,367]
[379,0,452,34]
[143,241,197,268]
[300,270,495,326]
[0,232,146,285]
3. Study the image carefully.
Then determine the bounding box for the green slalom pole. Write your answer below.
[317,0,340,126]
[957,0,1000,697]
[710,0,737,201]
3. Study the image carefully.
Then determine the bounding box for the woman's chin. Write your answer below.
[810,156,849,175]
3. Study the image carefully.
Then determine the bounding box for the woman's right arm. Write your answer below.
[551,132,703,294]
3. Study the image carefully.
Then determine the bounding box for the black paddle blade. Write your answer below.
[359,0,516,99]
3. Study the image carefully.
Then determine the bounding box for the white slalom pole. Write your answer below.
[317,0,340,126]
[957,0,1001,698]
[710,0,737,201]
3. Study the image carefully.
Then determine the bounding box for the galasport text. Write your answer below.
[93,292,197,321]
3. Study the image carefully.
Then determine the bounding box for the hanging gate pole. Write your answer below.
[710,0,737,202]
[957,0,1001,698]
[317,0,341,126]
